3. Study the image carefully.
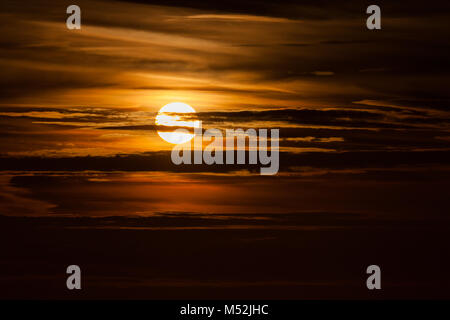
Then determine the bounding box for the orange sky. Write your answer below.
[0,0,449,216]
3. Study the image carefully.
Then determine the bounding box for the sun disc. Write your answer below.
[155,102,199,144]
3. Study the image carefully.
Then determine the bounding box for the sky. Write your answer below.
[0,0,449,298]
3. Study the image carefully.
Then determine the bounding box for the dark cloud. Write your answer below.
[2,149,450,172]
[116,0,450,20]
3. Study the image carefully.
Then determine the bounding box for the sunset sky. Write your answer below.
[1,0,449,299]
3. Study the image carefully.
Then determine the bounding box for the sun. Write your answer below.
[155,102,200,144]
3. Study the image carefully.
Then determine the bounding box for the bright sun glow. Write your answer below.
[155,102,200,144]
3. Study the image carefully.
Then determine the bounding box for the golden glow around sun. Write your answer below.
[155,102,200,144]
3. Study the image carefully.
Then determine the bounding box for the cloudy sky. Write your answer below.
[0,0,449,298]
